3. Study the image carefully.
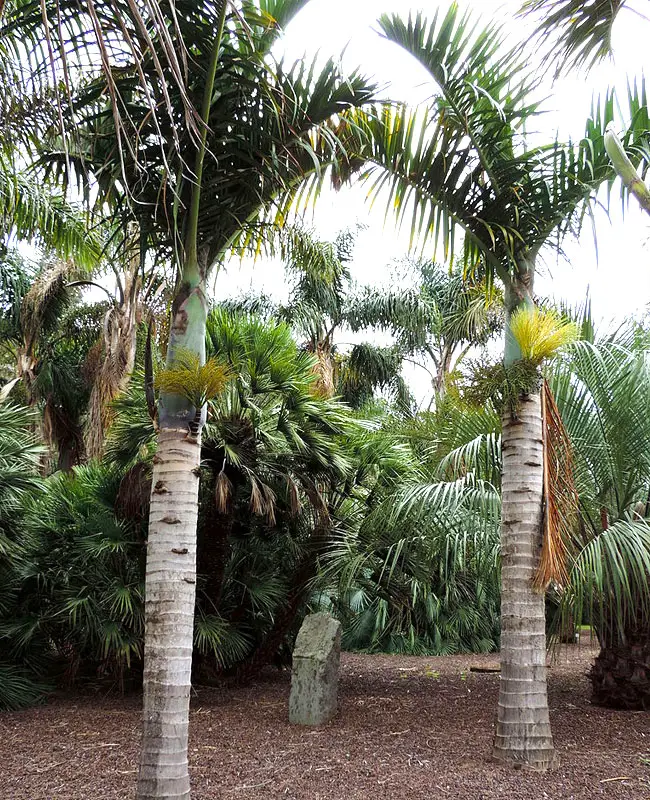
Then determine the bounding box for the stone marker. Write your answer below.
[289,612,342,725]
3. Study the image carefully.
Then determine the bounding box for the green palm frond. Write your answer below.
[342,5,644,288]
[25,3,376,275]
[521,0,627,73]
[0,158,101,267]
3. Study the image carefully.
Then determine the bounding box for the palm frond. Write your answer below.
[521,0,627,73]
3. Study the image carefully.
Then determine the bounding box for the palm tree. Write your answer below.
[227,232,500,409]
[437,331,650,710]
[343,5,647,769]
[200,309,354,679]
[325,418,502,656]
[226,227,419,406]
[548,336,650,710]
[0,399,45,710]
[3,3,378,794]
[3,257,104,470]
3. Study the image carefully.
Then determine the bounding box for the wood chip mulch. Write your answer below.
[1,644,648,799]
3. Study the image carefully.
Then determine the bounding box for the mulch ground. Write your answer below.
[1,644,648,800]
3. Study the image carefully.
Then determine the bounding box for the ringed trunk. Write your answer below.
[137,428,201,800]
[493,264,556,770]
[137,278,208,800]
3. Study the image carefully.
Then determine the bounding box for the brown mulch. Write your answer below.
[1,645,648,800]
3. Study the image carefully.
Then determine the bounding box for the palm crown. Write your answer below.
[6,0,376,277]
[345,5,647,285]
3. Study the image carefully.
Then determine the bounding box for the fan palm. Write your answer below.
[0,400,45,710]
[342,4,649,768]
[2,2,378,794]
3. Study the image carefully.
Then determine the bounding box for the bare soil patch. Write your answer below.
[1,644,648,799]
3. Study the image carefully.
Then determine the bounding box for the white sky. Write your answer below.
[213,0,650,404]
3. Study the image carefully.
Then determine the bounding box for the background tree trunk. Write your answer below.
[590,609,650,710]
[493,266,556,770]
[137,427,201,800]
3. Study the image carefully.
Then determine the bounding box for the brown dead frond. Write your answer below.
[248,477,277,525]
[215,470,233,514]
[285,475,302,517]
[304,482,330,525]
[115,462,151,523]
[21,260,76,355]
[535,380,579,590]
[310,342,335,398]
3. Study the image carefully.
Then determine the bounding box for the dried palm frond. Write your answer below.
[20,260,77,356]
[510,306,577,365]
[214,469,232,514]
[249,476,264,516]
[534,379,578,590]
[285,475,302,517]
[248,476,276,524]
[115,461,151,522]
[84,244,141,458]
[310,342,335,398]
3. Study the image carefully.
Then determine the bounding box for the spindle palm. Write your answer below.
[345,4,648,768]
[1,2,377,797]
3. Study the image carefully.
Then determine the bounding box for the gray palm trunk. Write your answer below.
[493,262,556,770]
[137,428,201,800]
[137,280,208,800]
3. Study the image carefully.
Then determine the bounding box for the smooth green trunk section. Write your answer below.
[185,0,227,271]
[158,282,208,428]
[605,127,650,217]
[504,255,535,366]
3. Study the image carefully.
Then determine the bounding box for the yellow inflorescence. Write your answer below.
[510,306,577,365]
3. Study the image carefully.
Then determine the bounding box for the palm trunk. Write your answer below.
[493,263,556,770]
[590,609,650,710]
[432,342,453,401]
[137,428,200,800]
[137,276,208,800]
[137,11,226,794]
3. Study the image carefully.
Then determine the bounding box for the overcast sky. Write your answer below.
[215,0,650,403]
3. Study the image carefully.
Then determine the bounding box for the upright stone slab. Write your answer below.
[289,612,341,725]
